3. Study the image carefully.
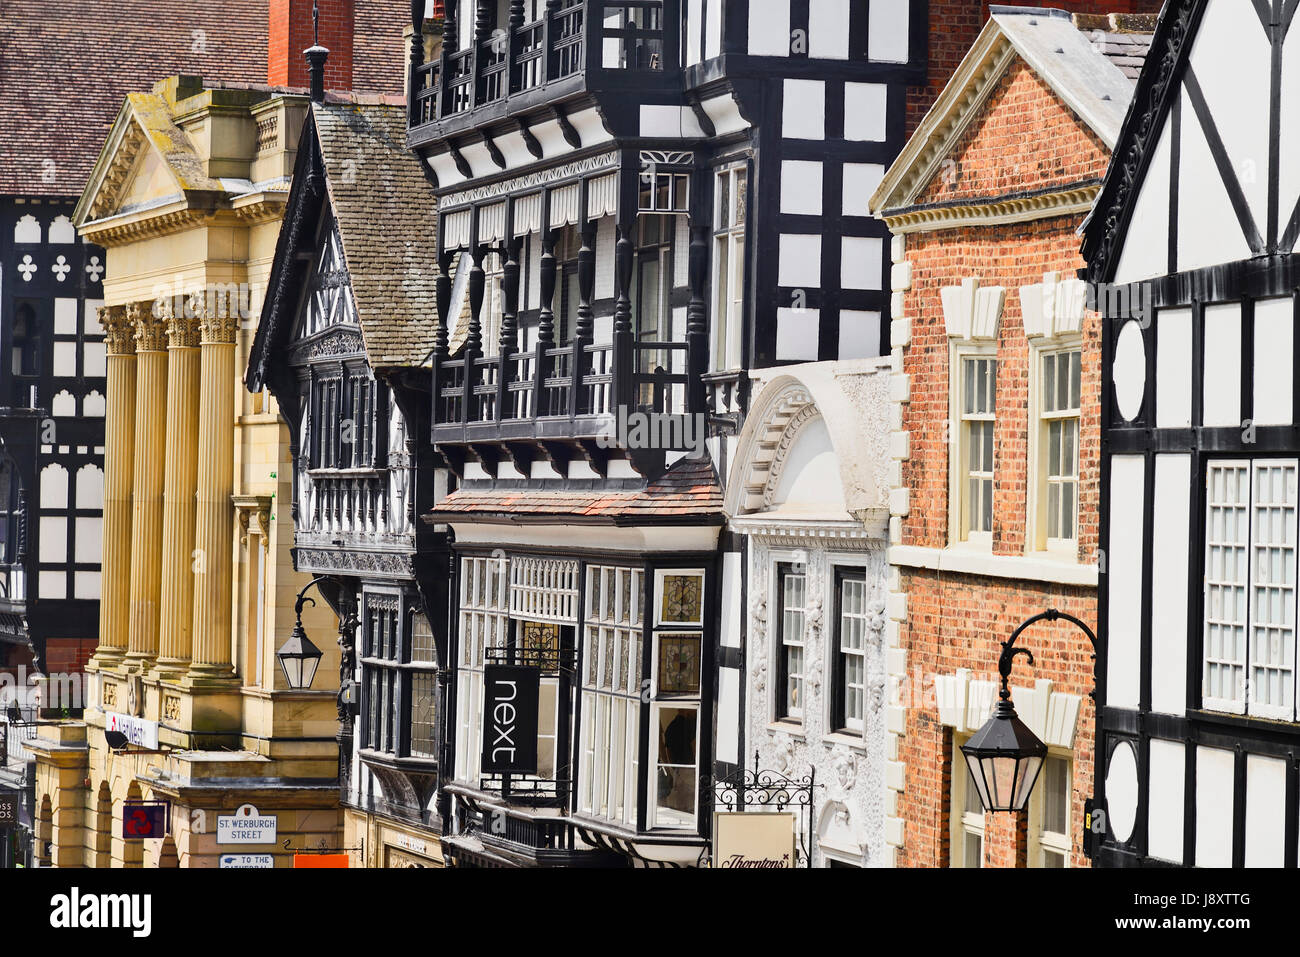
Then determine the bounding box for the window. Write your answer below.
[633,208,676,397]
[1030,755,1071,868]
[776,564,807,721]
[309,372,384,469]
[951,736,985,868]
[1036,348,1081,551]
[650,568,706,830]
[578,565,643,828]
[831,570,868,735]
[357,593,437,759]
[454,555,508,782]
[712,165,747,371]
[959,355,997,543]
[1203,459,1298,719]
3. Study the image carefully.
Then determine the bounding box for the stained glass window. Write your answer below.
[657,633,701,695]
[659,571,704,625]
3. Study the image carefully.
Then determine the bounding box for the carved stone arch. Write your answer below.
[724,376,822,518]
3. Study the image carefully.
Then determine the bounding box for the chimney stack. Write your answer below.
[268,0,354,91]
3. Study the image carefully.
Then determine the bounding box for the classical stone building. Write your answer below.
[23,0,415,868]
[870,7,1156,868]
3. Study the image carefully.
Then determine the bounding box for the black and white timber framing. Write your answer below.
[1083,0,1300,867]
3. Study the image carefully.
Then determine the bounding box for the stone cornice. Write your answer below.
[879,182,1101,235]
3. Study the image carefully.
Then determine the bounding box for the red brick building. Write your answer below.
[871,8,1157,868]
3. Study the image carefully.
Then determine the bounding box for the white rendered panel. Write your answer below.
[1253,297,1293,426]
[1195,746,1235,867]
[1147,739,1185,863]
[1179,90,1255,272]
[1107,455,1145,709]
[809,0,850,59]
[1113,120,1172,284]
[1151,454,1191,715]
[750,2,792,55]
[783,80,826,139]
[1245,754,1286,867]
[1156,307,1193,428]
[1202,302,1242,428]
[868,0,910,63]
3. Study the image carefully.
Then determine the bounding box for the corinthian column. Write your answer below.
[187,299,238,681]
[90,306,136,668]
[154,299,202,678]
[125,302,169,669]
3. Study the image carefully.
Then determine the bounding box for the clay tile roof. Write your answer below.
[0,0,411,198]
[313,101,440,368]
[429,457,725,522]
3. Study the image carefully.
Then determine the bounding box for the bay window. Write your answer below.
[359,592,438,760]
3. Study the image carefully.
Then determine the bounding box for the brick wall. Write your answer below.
[886,36,1120,869]
[894,572,1097,868]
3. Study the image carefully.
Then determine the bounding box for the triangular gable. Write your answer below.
[73,93,220,227]
[1084,0,1300,284]
[872,9,1134,217]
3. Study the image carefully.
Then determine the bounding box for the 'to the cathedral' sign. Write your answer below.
[481,665,540,774]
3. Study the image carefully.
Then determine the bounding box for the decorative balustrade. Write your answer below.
[303,471,390,538]
[413,1,672,129]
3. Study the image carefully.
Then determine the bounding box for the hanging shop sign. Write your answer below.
[104,711,159,749]
[122,801,168,840]
[219,853,275,869]
[0,790,19,831]
[481,664,539,774]
[293,853,349,868]
[712,812,797,869]
[217,804,278,845]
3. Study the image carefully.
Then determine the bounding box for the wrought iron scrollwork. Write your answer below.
[712,750,821,868]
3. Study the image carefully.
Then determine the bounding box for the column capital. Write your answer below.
[192,292,239,344]
[129,301,169,352]
[100,305,136,356]
[163,298,201,349]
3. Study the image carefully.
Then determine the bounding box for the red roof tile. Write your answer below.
[429,458,724,522]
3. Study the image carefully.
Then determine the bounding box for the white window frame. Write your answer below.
[1027,339,1083,559]
[1202,458,1299,719]
[948,342,998,549]
[1027,751,1072,868]
[711,163,747,372]
[649,700,700,830]
[453,554,509,784]
[950,734,985,868]
[773,560,807,724]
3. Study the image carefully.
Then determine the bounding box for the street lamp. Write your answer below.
[277,576,329,690]
[960,609,1096,813]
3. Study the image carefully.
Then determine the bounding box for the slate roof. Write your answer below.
[1072,13,1158,81]
[312,101,441,368]
[0,0,410,198]
[428,457,725,522]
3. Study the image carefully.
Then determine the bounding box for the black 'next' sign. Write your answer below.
[481,665,540,775]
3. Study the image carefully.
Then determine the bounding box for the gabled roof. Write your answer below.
[871,7,1155,218]
[247,100,440,389]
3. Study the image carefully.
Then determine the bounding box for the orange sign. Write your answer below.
[293,853,350,868]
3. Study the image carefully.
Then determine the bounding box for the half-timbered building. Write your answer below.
[405,0,941,868]
[1084,0,1300,868]
[248,89,451,869]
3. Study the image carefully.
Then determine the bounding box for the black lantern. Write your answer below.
[276,621,323,690]
[962,609,1096,814]
[277,576,331,690]
[960,697,1047,812]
